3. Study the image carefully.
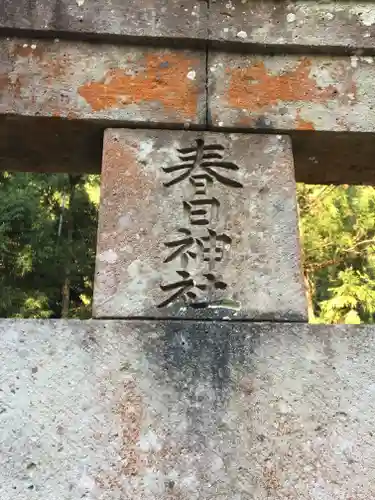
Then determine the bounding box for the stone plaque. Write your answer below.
[93,130,307,319]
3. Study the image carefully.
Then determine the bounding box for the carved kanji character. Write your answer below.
[200,229,232,263]
[163,139,243,188]
[183,197,220,226]
[158,270,197,308]
[163,228,232,266]
[163,228,196,267]
[158,270,228,308]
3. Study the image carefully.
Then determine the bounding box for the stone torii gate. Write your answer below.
[1,1,375,498]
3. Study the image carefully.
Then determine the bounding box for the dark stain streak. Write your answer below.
[140,320,261,451]
[51,0,66,31]
[254,116,275,130]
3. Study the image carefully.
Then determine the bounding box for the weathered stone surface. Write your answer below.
[3,0,375,52]
[0,0,208,42]
[94,129,306,320]
[0,38,206,125]
[1,319,375,499]
[209,1,375,50]
[209,53,375,132]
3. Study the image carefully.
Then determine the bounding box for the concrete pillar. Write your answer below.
[1,320,375,499]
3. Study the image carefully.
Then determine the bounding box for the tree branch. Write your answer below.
[306,257,345,272]
[306,238,375,270]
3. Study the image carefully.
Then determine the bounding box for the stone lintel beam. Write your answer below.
[209,53,375,133]
[1,319,375,499]
[292,131,375,185]
[0,0,208,45]
[3,42,375,135]
[0,38,206,126]
[2,117,375,187]
[0,116,102,174]
[93,129,306,320]
[210,1,375,53]
[2,1,375,53]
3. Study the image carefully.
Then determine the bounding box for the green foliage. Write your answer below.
[298,184,375,324]
[0,172,99,318]
[1,173,374,324]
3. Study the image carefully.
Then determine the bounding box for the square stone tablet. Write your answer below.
[93,129,307,320]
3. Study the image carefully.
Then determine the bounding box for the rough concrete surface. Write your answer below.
[209,1,375,51]
[0,0,208,42]
[0,38,206,125]
[1,319,375,499]
[209,53,375,133]
[94,129,306,320]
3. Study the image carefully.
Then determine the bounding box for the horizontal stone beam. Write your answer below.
[0,115,102,174]
[0,0,208,44]
[1,319,375,499]
[2,1,375,53]
[3,39,375,135]
[209,53,375,133]
[0,38,206,126]
[209,1,375,52]
[2,117,375,186]
[293,131,375,185]
[0,116,375,185]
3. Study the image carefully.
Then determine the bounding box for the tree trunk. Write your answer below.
[304,271,315,321]
[61,176,79,318]
[61,276,71,319]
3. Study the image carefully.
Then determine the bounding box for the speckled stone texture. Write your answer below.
[3,0,375,51]
[93,129,306,320]
[0,38,206,125]
[1,319,375,499]
[0,0,208,42]
[209,1,375,50]
[209,53,375,133]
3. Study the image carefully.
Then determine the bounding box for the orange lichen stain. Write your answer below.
[78,53,199,119]
[227,58,337,111]
[235,115,254,127]
[95,378,144,492]
[295,110,315,130]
